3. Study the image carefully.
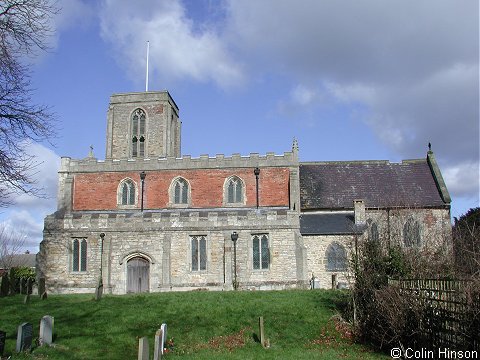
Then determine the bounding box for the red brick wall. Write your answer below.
[72,167,290,210]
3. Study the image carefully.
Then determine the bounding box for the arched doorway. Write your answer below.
[127,257,150,293]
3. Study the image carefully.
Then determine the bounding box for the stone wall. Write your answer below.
[304,234,353,289]
[38,208,306,294]
[105,91,180,160]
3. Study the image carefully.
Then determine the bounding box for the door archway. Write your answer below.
[127,257,150,293]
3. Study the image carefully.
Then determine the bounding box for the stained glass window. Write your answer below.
[173,178,188,204]
[326,242,347,271]
[227,176,243,204]
[253,234,269,270]
[191,235,207,271]
[403,218,421,247]
[72,238,87,272]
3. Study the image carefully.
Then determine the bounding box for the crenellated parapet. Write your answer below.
[60,151,298,174]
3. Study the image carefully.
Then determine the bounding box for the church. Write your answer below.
[37,91,452,294]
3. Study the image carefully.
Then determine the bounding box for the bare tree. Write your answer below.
[0,0,58,206]
[0,223,26,269]
[453,207,480,278]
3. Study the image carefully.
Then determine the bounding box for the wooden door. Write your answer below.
[127,257,149,293]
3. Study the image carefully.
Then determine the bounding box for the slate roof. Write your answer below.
[300,212,365,235]
[300,158,448,210]
[0,253,36,269]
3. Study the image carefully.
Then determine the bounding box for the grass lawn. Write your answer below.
[1,290,389,359]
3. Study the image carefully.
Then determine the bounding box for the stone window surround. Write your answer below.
[130,107,147,158]
[168,176,192,208]
[223,175,247,207]
[190,234,208,272]
[70,237,88,273]
[251,233,270,271]
[117,177,139,209]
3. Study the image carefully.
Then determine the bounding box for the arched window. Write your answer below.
[326,242,348,271]
[191,235,207,271]
[72,238,87,272]
[131,108,146,158]
[368,221,379,242]
[118,179,136,206]
[225,176,244,204]
[171,177,189,205]
[403,218,421,247]
[252,234,270,270]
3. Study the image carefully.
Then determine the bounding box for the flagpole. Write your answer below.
[145,41,150,92]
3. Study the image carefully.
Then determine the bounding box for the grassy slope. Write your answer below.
[1,290,388,359]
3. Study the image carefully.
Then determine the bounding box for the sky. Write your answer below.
[0,0,478,252]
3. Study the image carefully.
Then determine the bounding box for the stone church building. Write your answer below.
[37,91,452,294]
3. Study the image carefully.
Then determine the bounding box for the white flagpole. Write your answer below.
[145,41,150,92]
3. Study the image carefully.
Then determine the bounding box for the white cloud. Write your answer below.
[443,161,480,199]
[291,85,318,106]
[222,0,478,203]
[99,0,244,89]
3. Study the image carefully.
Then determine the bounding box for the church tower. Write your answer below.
[105,91,181,160]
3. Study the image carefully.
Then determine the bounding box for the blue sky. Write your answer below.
[1,0,478,251]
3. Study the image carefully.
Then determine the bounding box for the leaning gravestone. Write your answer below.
[41,291,48,300]
[154,328,163,360]
[160,323,167,354]
[138,337,149,360]
[39,315,54,346]
[0,330,6,356]
[27,278,33,295]
[16,322,33,352]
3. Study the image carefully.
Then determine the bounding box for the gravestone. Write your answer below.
[38,278,45,297]
[0,275,8,297]
[23,294,30,304]
[160,323,167,354]
[27,278,33,295]
[95,282,103,301]
[0,330,6,356]
[39,315,54,346]
[154,328,165,360]
[16,322,33,352]
[138,337,149,360]
[41,291,48,300]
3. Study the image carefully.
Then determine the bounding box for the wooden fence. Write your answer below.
[388,278,480,351]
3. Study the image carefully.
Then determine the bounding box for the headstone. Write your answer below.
[138,337,149,360]
[38,278,45,297]
[160,323,167,354]
[0,330,6,356]
[154,328,163,360]
[95,282,103,301]
[27,278,33,295]
[16,322,33,352]
[0,276,8,297]
[41,291,48,300]
[23,294,30,304]
[39,315,54,346]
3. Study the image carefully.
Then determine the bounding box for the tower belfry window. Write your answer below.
[131,109,146,158]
